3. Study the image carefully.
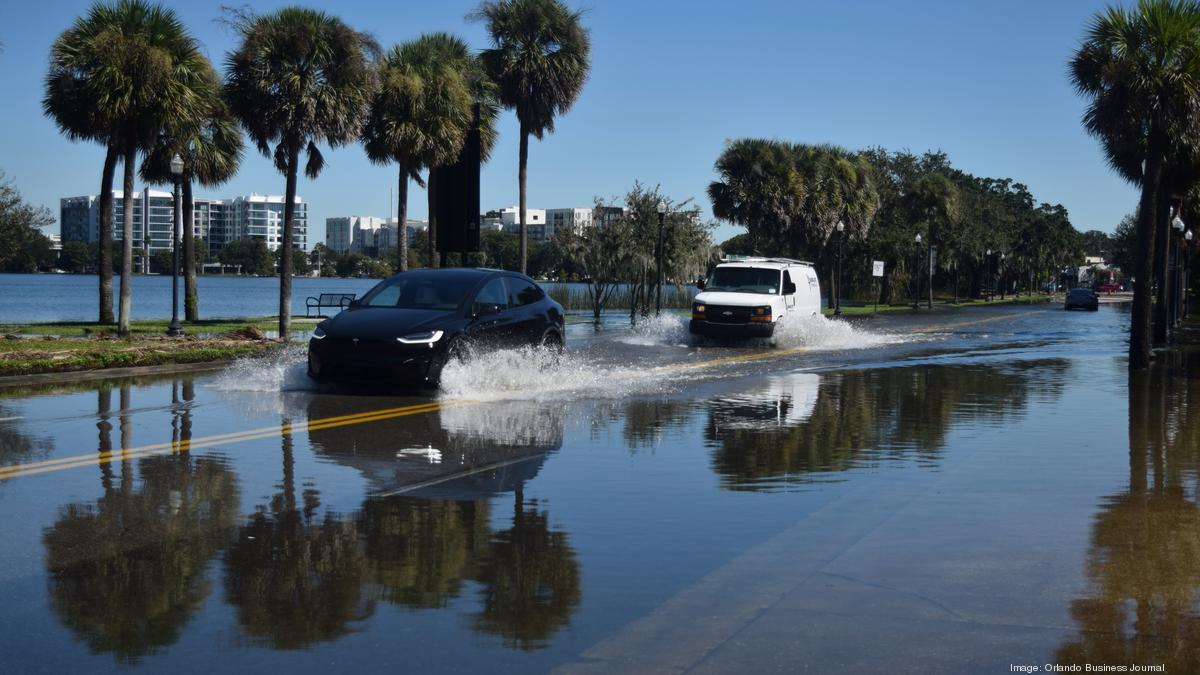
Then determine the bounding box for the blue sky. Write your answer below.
[0,0,1134,246]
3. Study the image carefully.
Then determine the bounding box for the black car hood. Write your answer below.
[322,306,457,340]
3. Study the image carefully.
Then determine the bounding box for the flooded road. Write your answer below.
[0,304,1194,673]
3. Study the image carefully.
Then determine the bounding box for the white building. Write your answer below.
[325,215,428,255]
[546,208,594,238]
[61,189,307,255]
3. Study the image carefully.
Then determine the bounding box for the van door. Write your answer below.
[782,270,797,310]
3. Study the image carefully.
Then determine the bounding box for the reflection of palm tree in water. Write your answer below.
[43,381,239,663]
[471,485,582,650]
[1057,354,1200,670]
[223,415,374,649]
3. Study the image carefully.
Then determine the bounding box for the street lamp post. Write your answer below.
[655,200,666,316]
[834,220,845,316]
[986,249,993,301]
[167,153,184,337]
[1172,212,1185,330]
[1000,252,1007,300]
[1186,230,1194,320]
[913,233,922,310]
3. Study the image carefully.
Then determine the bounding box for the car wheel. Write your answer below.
[540,328,565,354]
[429,337,467,387]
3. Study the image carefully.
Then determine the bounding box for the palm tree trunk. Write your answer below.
[98,145,117,324]
[953,261,960,305]
[1131,122,1166,369]
[1153,184,1171,344]
[927,245,933,309]
[118,140,136,336]
[518,121,529,275]
[427,171,439,269]
[397,165,409,272]
[183,174,197,321]
[280,142,300,338]
[97,387,114,492]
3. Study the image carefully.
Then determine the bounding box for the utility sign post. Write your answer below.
[872,261,884,313]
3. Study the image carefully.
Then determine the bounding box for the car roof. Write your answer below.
[716,259,812,270]
[383,267,506,283]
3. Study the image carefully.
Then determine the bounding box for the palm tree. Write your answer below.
[362,34,477,272]
[141,63,243,321]
[906,172,959,308]
[1071,0,1200,368]
[473,0,591,274]
[45,1,206,329]
[224,7,377,337]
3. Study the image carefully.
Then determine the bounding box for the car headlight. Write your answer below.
[397,330,444,345]
[312,326,326,340]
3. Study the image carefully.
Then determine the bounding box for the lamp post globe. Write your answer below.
[655,200,667,316]
[834,221,845,316]
[166,153,184,337]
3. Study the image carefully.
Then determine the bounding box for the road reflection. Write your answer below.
[1057,350,1200,670]
[42,382,239,663]
[703,362,1070,491]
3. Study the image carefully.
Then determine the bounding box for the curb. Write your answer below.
[0,360,234,390]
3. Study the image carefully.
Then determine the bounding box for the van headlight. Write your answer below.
[692,303,706,319]
[312,326,326,340]
[397,330,444,345]
[750,306,773,322]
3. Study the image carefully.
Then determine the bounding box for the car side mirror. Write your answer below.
[347,298,361,308]
[783,282,797,295]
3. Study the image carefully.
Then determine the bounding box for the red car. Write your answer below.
[1097,283,1120,294]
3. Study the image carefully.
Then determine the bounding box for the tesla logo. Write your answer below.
[352,338,360,346]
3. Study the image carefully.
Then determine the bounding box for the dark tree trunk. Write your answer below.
[1153,184,1171,345]
[98,145,117,324]
[927,246,933,309]
[954,261,960,304]
[97,387,113,492]
[1130,122,1166,369]
[427,171,439,269]
[280,141,300,338]
[118,140,136,336]
[518,121,529,275]
[397,165,409,272]
[183,174,197,321]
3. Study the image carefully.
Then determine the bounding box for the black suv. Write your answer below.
[307,268,564,386]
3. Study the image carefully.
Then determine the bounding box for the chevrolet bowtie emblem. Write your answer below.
[722,311,733,316]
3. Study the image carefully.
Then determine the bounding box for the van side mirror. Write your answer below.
[696,278,706,290]
[783,281,797,295]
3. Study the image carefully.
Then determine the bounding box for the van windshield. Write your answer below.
[705,267,781,294]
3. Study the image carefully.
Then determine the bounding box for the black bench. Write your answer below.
[306,293,356,317]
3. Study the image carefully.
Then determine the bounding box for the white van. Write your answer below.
[690,257,822,338]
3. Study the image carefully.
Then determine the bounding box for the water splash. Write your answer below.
[768,313,906,350]
[617,313,691,347]
[209,346,316,393]
[438,345,662,402]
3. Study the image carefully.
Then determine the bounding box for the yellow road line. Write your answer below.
[0,312,1037,481]
[0,401,452,480]
[909,311,1036,334]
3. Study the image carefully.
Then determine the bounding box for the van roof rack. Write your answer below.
[720,255,813,266]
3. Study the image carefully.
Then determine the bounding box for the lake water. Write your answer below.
[0,274,656,324]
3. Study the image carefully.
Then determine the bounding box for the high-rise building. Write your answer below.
[325,216,429,255]
[60,189,307,257]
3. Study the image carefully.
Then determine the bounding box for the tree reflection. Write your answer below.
[43,382,239,663]
[471,489,581,650]
[707,362,1069,491]
[223,417,373,649]
[357,496,488,608]
[1057,352,1200,670]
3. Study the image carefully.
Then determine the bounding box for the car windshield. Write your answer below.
[705,267,781,294]
[358,274,478,311]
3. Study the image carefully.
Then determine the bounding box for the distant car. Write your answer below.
[307,268,565,387]
[1065,288,1099,311]
[1097,283,1120,294]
